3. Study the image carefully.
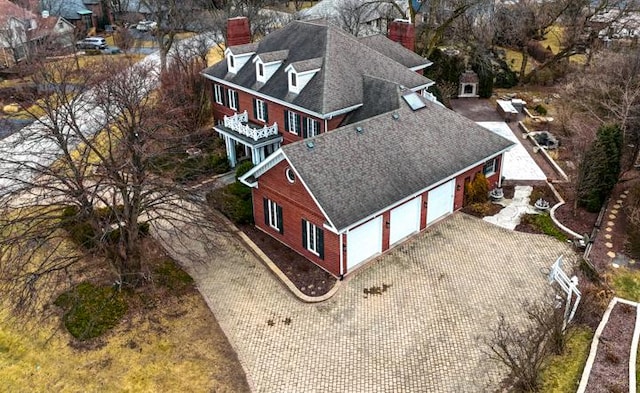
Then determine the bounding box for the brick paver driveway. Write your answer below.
[158,213,575,392]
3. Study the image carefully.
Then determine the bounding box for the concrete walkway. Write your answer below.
[156,212,574,392]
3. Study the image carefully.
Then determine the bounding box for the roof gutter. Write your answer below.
[336,147,513,234]
[410,61,433,72]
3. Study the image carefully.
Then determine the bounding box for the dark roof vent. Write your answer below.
[306,140,315,149]
[355,126,364,134]
[392,112,400,120]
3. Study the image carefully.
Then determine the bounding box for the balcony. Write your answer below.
[223,110,279,141]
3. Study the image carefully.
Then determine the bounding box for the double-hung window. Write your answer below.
[285,110,301,135]
[214,84,224,105]
[302,219,324,259]
[483,158,497,176]
[254,99,268,122]
[304,118,320,138]
[228,89,239,111]
[264,198,283,234]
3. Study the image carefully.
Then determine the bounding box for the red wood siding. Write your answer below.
[252,160,341,276]
[453,155,503,210]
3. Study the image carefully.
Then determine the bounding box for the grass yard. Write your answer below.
[540,326,593,392]
[0,251,250,392]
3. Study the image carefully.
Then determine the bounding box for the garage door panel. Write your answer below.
[427,179,455,225]
[389,197,421,245]
[347,216,382,270]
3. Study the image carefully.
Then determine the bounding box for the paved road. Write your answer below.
[157,212,575,392]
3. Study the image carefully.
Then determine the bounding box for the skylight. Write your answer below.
[402,92,426,111]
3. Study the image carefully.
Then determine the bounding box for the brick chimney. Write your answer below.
[227,17,251,46]
[388,19,415,52]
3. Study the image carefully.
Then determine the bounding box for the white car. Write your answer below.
[136,20,157,31]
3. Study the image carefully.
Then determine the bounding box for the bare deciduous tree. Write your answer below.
[0,56,215,313]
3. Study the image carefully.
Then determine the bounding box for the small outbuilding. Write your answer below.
[458,70,479,98]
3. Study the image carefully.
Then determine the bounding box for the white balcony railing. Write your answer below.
[223,110,279,141]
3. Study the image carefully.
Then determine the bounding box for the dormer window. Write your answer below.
[253,50,287,84]
[285,58,322,95]
[225,43,258,74]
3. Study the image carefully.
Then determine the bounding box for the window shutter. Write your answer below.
[277,205,283,234]
[222,87,228,107]
[263,198,268,226]
[284,110,289,132]
[252,98,257,120]
[234,92,240,111]
[301,219,307,249]
[302,117,308,138]
[297,114,302,134]
[264,102,269,123]
[317,228,324,260]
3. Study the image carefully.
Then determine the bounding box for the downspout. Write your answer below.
[339,232,344,279]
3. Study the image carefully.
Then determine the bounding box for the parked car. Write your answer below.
[76,37,107,50]
[136,20,157,31]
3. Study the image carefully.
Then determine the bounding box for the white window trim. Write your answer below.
[288,111,300,135]
[256,99,266,122]
[306,118,319,137]
[228,89,238,110]
[267,199,280,231]
[214,84,223,105]
[483,158,497,176]
[285,167,295,183]
[305,221,319,255]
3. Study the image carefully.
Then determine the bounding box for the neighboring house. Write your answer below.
[202,18,514,277]
[298,0,409,37]
[40,0,108,32]
[0,0,37,67]
[28,14,75,50]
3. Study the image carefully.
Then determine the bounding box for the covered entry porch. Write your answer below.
[214,111,283,168]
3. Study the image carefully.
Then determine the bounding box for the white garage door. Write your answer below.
[427,179,455,225]
[389,197,422,246]
[347,216,383,270]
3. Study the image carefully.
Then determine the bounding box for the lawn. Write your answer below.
[540,326,594,392]
[0,238,250,392]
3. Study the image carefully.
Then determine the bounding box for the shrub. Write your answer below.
[225,182,254,224]
[55,282,128,340]
[60,206,96,249]
[534,104,548,116]
[464,173,490,205]
[577,124,622,212]
[154,259,193,294]
[235,161,254,179]
[527,40,552,63]
[520,214,568,242]
[625,184,640,259]
[210,153,230,174]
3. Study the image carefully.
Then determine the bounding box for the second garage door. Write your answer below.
[389,197,422,246]
[426,179,455,225]
[346,216,382,270]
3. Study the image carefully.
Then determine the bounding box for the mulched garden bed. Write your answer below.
[585,301,636,393]
[240,224,337,297]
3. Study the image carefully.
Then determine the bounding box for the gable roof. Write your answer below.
[0,0,36,26]
[274,88,514,231]
[202,19,432,116]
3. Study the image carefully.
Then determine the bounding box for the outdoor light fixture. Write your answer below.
[385,221,390,228]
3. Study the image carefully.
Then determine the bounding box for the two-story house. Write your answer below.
[202,17,433,168]
[202,18,514,278]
